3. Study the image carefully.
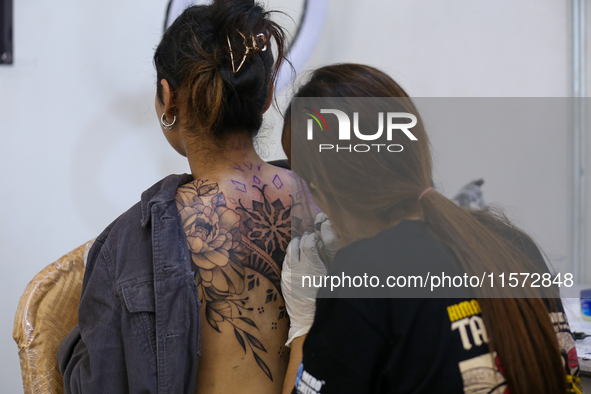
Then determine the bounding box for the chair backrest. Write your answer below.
[13,241,91,394]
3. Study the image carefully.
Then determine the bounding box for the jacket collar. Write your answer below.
[140,173,193,227]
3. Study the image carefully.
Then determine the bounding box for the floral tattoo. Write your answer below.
[175,179,293,381]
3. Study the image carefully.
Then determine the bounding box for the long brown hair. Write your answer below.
[283,63,566,394]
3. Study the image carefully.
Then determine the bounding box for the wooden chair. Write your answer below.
[13,241,92,394]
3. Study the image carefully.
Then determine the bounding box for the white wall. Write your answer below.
[0,0,188,391]
[0,0,577,392]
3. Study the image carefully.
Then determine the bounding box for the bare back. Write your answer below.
[175,161,304,394]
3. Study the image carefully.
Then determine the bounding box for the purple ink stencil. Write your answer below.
[231,180,247,193]
[272,174,283,189]
[253,176,261,185]
[257,164,262,171]
[295,191,302,200]
[288,172,296,179]
[244,161,253,170]
[227,197,237,204]
[233,163,244,172]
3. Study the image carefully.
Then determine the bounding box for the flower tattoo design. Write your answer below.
[175,178,293,381]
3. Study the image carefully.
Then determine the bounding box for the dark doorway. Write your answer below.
[0,0,12,65]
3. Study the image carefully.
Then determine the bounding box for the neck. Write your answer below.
[183,131,264,181]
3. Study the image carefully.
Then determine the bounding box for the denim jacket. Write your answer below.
[57,174,201,394]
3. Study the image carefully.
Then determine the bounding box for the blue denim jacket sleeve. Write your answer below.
[58,236,138,393]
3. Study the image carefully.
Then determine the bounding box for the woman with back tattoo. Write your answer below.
[57,1,311,393]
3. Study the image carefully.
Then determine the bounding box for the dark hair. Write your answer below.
[283,63,567,394]
[154,0,286,141]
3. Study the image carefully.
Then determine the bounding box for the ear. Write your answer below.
[160,79,175,118]
[262,82,275,114]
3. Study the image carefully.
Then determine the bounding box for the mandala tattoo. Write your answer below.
[237,185,293,290]
[175,178,293,381]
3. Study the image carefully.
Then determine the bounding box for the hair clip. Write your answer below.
[227,30,268,74]
[252,33,267,52]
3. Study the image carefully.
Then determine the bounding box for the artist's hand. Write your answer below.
[313,213,343,268]
[281,214,343,346]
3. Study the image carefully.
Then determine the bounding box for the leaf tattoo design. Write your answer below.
[239,317,258,328]
[244,331,267,352]
[235,328,246,353]
[253,351,273,381]
[278,305,286,320]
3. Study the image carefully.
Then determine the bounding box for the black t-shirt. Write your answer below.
[293,220,581,394]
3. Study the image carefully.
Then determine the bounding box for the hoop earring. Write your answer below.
[160,113,177,130]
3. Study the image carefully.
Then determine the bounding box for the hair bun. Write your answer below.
[154,0,287,140]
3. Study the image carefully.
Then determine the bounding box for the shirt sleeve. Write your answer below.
[293,298,390,394]
[57,242,130,393]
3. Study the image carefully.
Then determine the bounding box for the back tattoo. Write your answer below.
[176,175,297,381]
